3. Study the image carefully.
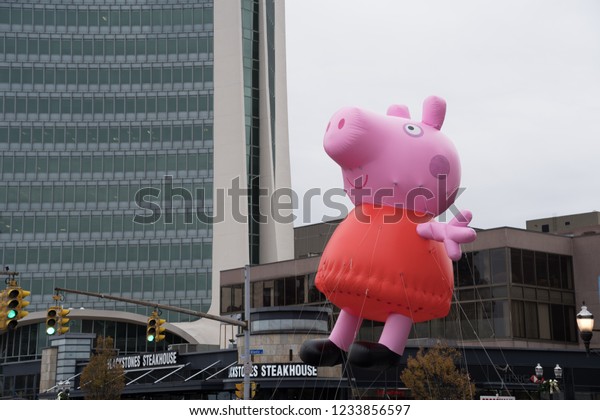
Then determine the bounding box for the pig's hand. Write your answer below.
[416,210,476,261]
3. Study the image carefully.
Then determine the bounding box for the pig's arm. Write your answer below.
[416,210,476,261]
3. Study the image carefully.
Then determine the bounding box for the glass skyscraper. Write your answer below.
[0,0,293,351]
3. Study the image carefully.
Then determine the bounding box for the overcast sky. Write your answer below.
[284,0,600,229]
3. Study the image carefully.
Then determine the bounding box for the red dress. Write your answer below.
[316,203,454,323]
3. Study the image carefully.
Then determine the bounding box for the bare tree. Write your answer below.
[80,336,125,400]
[400,343,476,400]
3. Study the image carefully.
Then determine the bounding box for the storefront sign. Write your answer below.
[480,395,516,400]
[228,363,318,379]
[108,351,178,369]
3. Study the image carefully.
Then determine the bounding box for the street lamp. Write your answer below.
[533,363,563,399]
[576,303,598,355]
[553,364,562,380]
[534,363,543,380]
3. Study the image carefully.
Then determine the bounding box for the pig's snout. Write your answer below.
[323,107,378,169]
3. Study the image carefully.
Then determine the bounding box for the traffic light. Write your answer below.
[56,307,70,335]
[146,313,157,342]
[234,382,258,399]
[146,311,166,343]
[155,316,166,342]
[0,289,7,331]
[235,382,244,399]
[5,286,30,330]
[46,305,70,336]
[46,306,60,335]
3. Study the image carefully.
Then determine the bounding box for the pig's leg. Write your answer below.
[299,309,362,367]
[349,313,412,368]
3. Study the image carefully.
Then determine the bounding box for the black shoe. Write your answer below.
[299,339,346,367]
[348,341,402,369]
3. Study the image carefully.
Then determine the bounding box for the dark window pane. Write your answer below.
[183,67,193,83]
[78,10,87,27]
[23,8,33,25]
[45,10,55,26]
[110,10,119,26]
[72,40,82,55]
[510,248,523,284]
[193,8,203,25]
[34,10,44,25]
[28,38,38,55]
[39,39,49,55]
[490,248,507,284]
[0,7,10,24]
[99,11,108,26]
[167,38,177,54]
[163,10,171,26]
[536,252,549,287]
[56,9,66,26]
[131,68,140,84]
[157,38,167,54]
[89,10,98,26]
[457,253,473,287]
[136,39,145,55]
[560,256,573,289]
[67,10,76,26]
[99,68,108,84]
[131,10,140,27]
[188,38,197,54]
[538,303,551,339]
[522,250,535,285]
[524,301,539,339]
[105,39,114,55]
[183,9,193,25]
[511,300,525,338]
[115,39,125,55]
[472,250,490,285]
[551,304,566,341]
[142,68,151,83]
[121,10,130,26]
[152,9,161,26]
[141,10,151,26]
[172,9,182,25]
[565,306,576,342]
[126,40,135,55]
[548,254,561,288]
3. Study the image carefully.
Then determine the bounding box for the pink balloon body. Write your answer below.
[317,97,473,327]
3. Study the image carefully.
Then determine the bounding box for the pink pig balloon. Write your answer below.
[300,96,476,369]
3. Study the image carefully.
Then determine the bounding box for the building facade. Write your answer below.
[0,0,294,398]
[220,213,600,399]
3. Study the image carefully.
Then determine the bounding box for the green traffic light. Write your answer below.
[147,334,155,342]
[7,309,17,319]
[46,326,56,335]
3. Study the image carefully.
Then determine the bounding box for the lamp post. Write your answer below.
[553,364,562,381]
[576,302,600,356]
[534,363,543,381]
[553,364,563,399]
[534,363,563,399]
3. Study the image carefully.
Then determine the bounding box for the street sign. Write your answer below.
[249,349,264,355]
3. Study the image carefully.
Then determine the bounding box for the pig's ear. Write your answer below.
[422,96,446,130]
[386,104,410,119]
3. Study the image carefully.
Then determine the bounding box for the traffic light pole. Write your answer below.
[243,265,251,401]
[55,272,254,400]
[52,287,247,328]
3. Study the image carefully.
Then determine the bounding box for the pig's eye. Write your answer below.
[403,123,423,137]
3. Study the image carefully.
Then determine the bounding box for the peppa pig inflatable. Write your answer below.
[299,96,476,369]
